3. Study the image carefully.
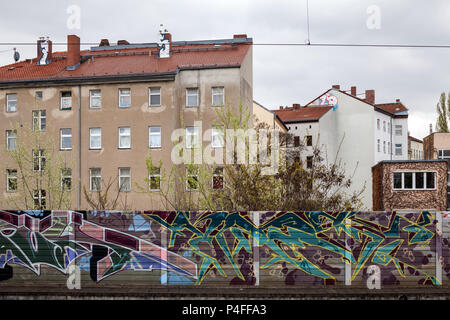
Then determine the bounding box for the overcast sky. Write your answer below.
[0,0,449,139]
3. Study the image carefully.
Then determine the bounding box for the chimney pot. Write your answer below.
[332,85,340,90]
[99,39,110,47]
[351,86,357,96]
[396,98,401,103]
[117,40,130,45]
[67,35,81,69]
[280,106,284,110]
[365,89,375,104]
[293,103,301,110]
[233,34,247,39]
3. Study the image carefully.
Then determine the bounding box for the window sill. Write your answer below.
[149,105,161,107]
[60,108,72,111]
[119,106,131,109]
[89,148,102,151]
[118,147,131,150]
[149,146,162,149]
[60,148,73,151]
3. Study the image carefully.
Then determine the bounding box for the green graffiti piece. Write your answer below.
[351,230,384,281]
[403,224,434,244]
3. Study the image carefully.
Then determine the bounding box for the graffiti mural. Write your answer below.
[0,210,447,289]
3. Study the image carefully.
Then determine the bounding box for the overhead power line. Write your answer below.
[0,42,449,49]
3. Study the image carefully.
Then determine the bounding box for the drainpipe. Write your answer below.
[390,117,393,160]
[78,85,81,209]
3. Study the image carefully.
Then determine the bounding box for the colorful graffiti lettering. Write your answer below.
[0,210,445,288]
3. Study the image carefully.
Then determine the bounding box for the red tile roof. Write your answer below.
[0,40,252,83]
[274,106,332,123]
[375,102,408,114]
[408,135,423,143]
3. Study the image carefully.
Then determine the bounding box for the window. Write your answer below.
[377,139,380,152]
[393,172,436,190]
[60,91,72,110]
[119,168,131,192]
[35,91,43,100]
[33,190,46,209]
[118,127,131,148]
[149,126,161,148]
[33,149,45,171]
[388,123,391,134]
[90,168,101,191]
[395,144,402,156]
[119,88,131,108]
[6,130,17,151]
[60,128,72,150]
[32,110,46,131]
[212,126,224,148]
[186,88,199,107]
[61,168,72,191]
[90,128,101,149]
[6,169,17,192]
[377,119,380,130]
[212,87,224,106]
[294,136,300,147]
[383,121,386,132]
[149,167,161,191]
[6,94,17,112]
[213,167,224,190]
[90,90,101,109]
[395,125,402,136]
[186,166,199,191]
[388,142,391,155]
[306,135,312,147]
[186,127,199,148]
[149,87,161,106]
[383,141,386,154]
[306,156,313,169]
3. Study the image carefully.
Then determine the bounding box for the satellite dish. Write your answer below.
[13,48,20,62]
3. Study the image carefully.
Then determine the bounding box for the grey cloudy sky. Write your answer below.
[0,0,449,139]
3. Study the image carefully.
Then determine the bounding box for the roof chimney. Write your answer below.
[66,35,81,70]
[37,37,52,65]
[157,24,171,58]
[279,106,284,110]
[233,34,248,39]
[430,124,433,134]
[293,103,301,110]
[365,89,375,104]
[117,40,130,45]
[332,85,340,90]
[99,39,110,47]
[351,86,357,96]
[396,99,401,103]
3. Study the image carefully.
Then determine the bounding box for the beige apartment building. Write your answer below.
[0,32,253,210]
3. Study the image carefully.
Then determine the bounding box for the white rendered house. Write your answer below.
[274,85,408,210]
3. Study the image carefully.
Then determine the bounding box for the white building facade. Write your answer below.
[275,86,409,210]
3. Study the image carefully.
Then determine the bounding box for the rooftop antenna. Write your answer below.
[305,0,311,45]
[13,48,19,62]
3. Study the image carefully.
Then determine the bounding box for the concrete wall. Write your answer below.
[0,209,447,294]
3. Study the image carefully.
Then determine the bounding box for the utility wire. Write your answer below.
[0,42,449,48]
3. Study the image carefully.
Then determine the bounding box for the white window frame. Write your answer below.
[395,143,402,156]
[377,139,380,153]
[149,87,161,107]
[149,167,161,191]
[6,130,17,151]
[32,110,46,131]
[211,87,224,107]
[60,128,72,150]
[90,90,102,109]
[33,149,45,172]
[383,141,386,154]
[61,168,72,191]
[376,119,380,130]
[383,121,386,132]
[6,169,17,192]
[89,127,102,149]
[395,125,403,136]
[211,126,224,148]
[186,127,199,149]
[119,167,131,192]
[392,171,437,190]
[149,126,162,148]
[90,168,101,191]
[33,189,46,209]
[119,88,131,108]
[60,91,72,110]
[6,94,17,112]
[186,88,199,107]
[118,127,131,149]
